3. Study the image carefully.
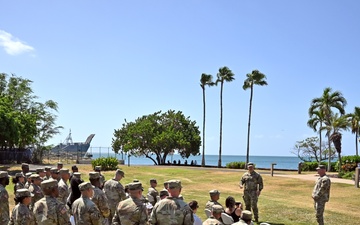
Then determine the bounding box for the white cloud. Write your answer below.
[0,30,35,55]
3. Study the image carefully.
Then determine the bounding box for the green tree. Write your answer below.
[291,137,333,162]
[307,109,325,164]
[112,110,201,165]
[200,73,215,167]
[309,87,347,171]
[243,70,267,167]
[349,107,360,156]
[215,67,235,168]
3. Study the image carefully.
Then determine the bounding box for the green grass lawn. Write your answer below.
[6,164,360,225]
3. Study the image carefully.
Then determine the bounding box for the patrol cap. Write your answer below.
[159,189,169,197]
[50,168,58,173]
[209,189,220,196]
[133,179,139,182]
[21,163,29,168]
[241,210,252,220]
[89,172,100,179]
[316,165,326,170]
[115,169,125,177]
[0,171,11,178]
[36,168,45,173]
[150,178,157,183]
[94,166,101,171]
[16,188,34,198]
[41,180,58,190]
[44,166,51,171]
[128,182,143,191]
[247,162,254,167]
[25,172,33,178]
[167,180,182,189]
[79,182,93,191]
[212,205,224,214]
[15,172,25,178]
[57,162,63,166]
[59,168,69,174]
[73,172,81,178]
[29,174,42,180]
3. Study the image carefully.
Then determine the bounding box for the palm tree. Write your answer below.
[309,87,347,171]
[307,110,325,164]
[200,73,215,167]
[216,66,235,168]
[349,107,360,156]
[243,70,267,166]
[322,113,350,171]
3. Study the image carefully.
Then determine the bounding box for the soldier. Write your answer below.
[36,168,46,180]
[43,166,52,180]
[12,173,25,194]
[103,169,127,220]
[24,172,33,188]
[312,165,331,225]
[112,182,148,225]
[9,188,36,225]
[205,189,223,211]
[21,163,29,176]
[0,171,10,224]
[72,182,101,225]
[239,162,263,222]
[147,178,159,206]
[33,180,71,225]
[89,172,110,224]
[202,205,224,225]
[232,210,253,225]
[57,162,63,171]
[58,168,70,205]
[49,168,59,181]
[28,174,44,211]
[159,189,169,200]
[94,166,105,189]
[150,180,193,225]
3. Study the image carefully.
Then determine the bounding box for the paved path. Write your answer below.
[273,173,356,185]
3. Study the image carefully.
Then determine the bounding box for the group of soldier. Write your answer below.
[0,161,330,225]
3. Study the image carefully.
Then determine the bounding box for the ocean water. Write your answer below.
[88,151,303,170]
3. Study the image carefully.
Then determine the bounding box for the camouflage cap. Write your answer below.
[41,180,58,190]
[128,182,143,191]
[94,166,101,171]
[73,172,81,178]
[25,172,33,178]
[133,179,140,182]
[316,165,326,170]
[59,168,69,174]
[115,169,125,177]
[79,182,93,191]
[15,172,25,178]
[21,163,29,168]
[36,168,45,173]
[150,178,157,183]
[57,162,63,166]
[247,162,254,167]
[89,172,100,179]
[209,189,220,196]
[0,171,11,178]
[241,210,252,220]
[212,205,224,214]
[50,168,58,173]
[168,180,182,189]
[44,166,51,171]
[16,188,34,198]
[29,174,41,180]
[159,189,169,197]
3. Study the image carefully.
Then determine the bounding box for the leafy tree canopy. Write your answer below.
[112,110,201,165]
[291,137,336,162]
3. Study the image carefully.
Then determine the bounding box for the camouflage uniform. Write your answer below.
[99,174,105,188]
[103,179,127,220]
[147,187,159,206]
[0,183,9,224]
[149,196,193,225]
[240,168,263,221]
[112,196,148,225]
[312,173,331,225]
[14,182,25,193]
[28,183,44,211]
[202,216,224,225]
[72,182,102,225]
[205,200,223,211]
[92,186,110,225]
[33,195,71,225]
[57,179,69,205]
[9,203,36,225]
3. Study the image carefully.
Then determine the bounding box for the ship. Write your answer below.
[51,130,95,158]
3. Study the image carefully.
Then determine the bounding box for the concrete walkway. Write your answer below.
[273,173,356,185]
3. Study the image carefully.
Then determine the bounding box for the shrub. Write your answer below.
[338,171,355,180]
[226,161,246,169]
[91,157,119,171]
[301,162,337,172]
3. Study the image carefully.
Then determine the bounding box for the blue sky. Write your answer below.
[1,1,359,157]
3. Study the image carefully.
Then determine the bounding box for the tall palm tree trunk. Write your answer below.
[327,137,331,172]
[201,88,206,167]
[245,84,254,167]
[319,123,322,164]
[356,133,359,156]
[218,82,224,168]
